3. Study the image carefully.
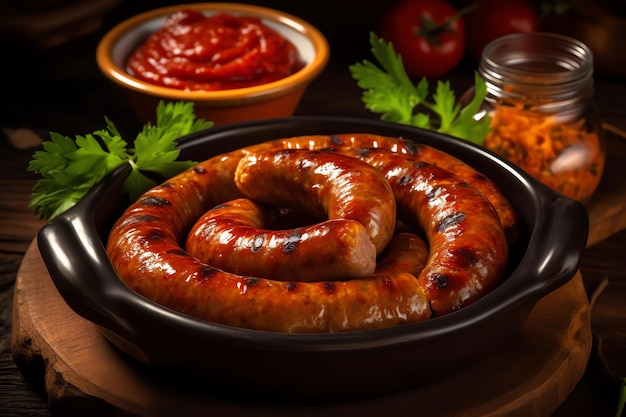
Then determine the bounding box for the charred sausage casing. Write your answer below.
[234,149,397,254]
[107,146,431,332]
[185,198,378,281]
[106,135,512,332]
[243,133,518,241]
[339,147,509,315]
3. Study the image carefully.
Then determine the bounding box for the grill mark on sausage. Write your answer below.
[140,197,170,207]
[354,148,372,158]
[323,282,336,294]
[452,247,479,267]
[399,174,413,186]
[431,273,449,290]
[330,135,345,146]
[437,212,466,232]
[283,229,302,254]
[198,265,218,280]
[119,214,160,227]
[145,230,167,242]
[250,234,265,253]
[402,140,420,156]
[425,185,444,200]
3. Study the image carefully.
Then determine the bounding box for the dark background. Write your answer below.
[1,0,625,140]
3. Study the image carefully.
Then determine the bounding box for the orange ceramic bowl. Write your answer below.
[96,3,329,126]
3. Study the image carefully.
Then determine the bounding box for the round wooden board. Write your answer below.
[12,239,592,417]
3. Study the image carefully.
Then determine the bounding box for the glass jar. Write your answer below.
[470,32,605,203]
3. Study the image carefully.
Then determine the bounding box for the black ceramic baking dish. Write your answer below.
[37,116,588,400]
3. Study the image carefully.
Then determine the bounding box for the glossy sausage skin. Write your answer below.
[375,232,429,277]
[338,147,509,315]
[234,149,396,253]
[106,134,511,331]
[185,198,377,281]
[107,147,431,333]
[240,133,518,241]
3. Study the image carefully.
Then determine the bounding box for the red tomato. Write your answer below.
[467,0,539,60]
[378,0,466,79]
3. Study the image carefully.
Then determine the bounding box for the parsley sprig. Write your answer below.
[28,101,213,220]
[349,32,491,145]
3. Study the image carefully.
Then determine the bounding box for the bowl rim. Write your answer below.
[95,2,330,103]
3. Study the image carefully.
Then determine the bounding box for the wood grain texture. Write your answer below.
[12,239,592,417]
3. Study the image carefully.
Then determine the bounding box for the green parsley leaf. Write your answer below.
[133,126,193,176]
[28,101,213,220]
[28,133,77,175]
[349,32,491,145]
[122,166,160,203]
[69,133,126,181]
[155,101,213,135]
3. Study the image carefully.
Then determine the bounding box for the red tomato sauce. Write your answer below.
[126,9,305,91]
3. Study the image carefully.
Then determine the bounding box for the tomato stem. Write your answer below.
[414,2,479,46]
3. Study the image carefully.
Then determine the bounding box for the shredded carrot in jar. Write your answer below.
[484,105,604,203]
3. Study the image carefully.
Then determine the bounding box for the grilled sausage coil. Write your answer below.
[186,198,377,282]
[336,147,509,315]
[106,134,513,332]
[234,149,397,254]
[238,133,518,239]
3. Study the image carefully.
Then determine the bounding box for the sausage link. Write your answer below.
[337,147,509,315]
[107,134,510,331]
[238,133,518,240]
[234,149,396,253]
[375,232,429,277]
[185,198,377,281]
[107,149,431,333]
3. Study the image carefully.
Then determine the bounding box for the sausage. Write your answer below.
[234,149,396,253]
[337,147,509,315]
[185,198,377,281]
[329,133,516,235]
[203,133,514,237]
[106,134,511,331]
[375,232,429,277]
[106,147,431,333]
[186,149,399,281]
[238,133,518,241]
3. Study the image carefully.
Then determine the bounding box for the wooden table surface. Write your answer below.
[1,1,625,416]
